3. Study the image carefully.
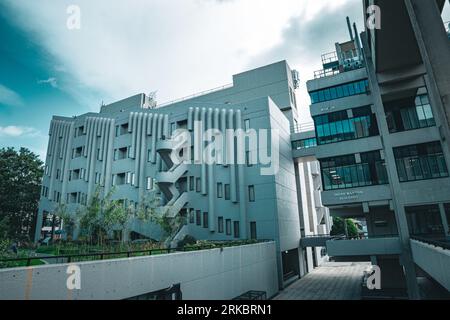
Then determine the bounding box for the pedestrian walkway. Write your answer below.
[274,262,371,300]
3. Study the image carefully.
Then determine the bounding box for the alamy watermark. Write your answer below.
[66,5,81,30]
[366,5,381,30]
[66,265,81,290]
[366,265,381,290]
[167,121,280,176]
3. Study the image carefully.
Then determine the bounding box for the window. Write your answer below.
[189,177,194,191]
[116,123,129,136]
[226,219,232,235]
[385,91,435,133]
[128,146,133,159]
[244,119,250,132]
[73,146,83,158]
[394,142,448,182]
[146,177,153,190]
[115,173,126,186]
[248,185,255,202]
[313,106,378,145]
[147,149,152,162]
[195,210,202,226]
[309,79,369,104]
[218,217,224,233]
[246,151,253,167]
[196,178,201,192]
[114,147,128,160]
[292,138,317,150]
[250,222,257,240]
[224,184,231,200]
[189,209,195,224]
[203,212,208,228]
[406,205,445,236]
[217,183,223,198]
[320,151,388,191]
[234,221,240,238]
[56,169,60,180]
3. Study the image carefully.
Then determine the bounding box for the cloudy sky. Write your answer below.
[1,0,449,160]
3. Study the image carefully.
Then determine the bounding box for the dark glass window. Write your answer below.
[218,217,224,233]
[292,138,317,150]
[320,151,388,191]
[234,221,240,238]
[313,106,378,145]
[217,183,223,198]
[226,219,232,235]
[189,177,194,191]
[196,178,201,192]
[406,205,445,236]
[248,185,255,202]
[203,212,208,228]
[385,91,435,133]
[309,79,369,104]
[250,222,257,240]
[196,210,201,226]
[189,209,194,224]
[394,142,448,182]
[224,184,231,200]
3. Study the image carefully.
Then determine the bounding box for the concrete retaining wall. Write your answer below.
[0,242,278,300]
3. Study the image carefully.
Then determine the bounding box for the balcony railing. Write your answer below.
[313,68,340,79]
[291,122,315,134]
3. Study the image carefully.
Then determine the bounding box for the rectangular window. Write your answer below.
[189,177,195,191]
[244,119,250,131]
[234,221,240,238]
[217,183,223,198]
[292,137,318,150]
[313,106,378,146]
[320,151,388,191]
[203,212,208,228]
[218,217,224,233]
[131,173,136,186]
[146,177,153,190]
[189,209,195,224]
[226,219,232,235]
[224,184,231,200]
[394,142,448,182]
[309,79,369,104]
[196,178,201,192]
[248,185,255,202]
[196,210,201,226]
[250,222,257,240]
[385,91,435,133]
[147,149,152,162]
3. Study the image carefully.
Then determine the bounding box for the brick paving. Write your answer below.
[274,262,371,300]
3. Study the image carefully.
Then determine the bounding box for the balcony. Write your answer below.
[326,235,402,257]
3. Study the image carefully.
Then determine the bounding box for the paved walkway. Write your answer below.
[274,262,371,300]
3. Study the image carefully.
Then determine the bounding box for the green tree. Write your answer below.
[330,217,359,238]
[0,147,43,241]
[54,203,77,241]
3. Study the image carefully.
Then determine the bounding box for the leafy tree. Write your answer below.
[330,217,359,238]
[54,203,77,241]
[0,148,43,241]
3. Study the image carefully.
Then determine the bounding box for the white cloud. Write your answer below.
[0,126,42,137]
[0,84,25,107]
[37,77,58,88]
[3,0,358,115]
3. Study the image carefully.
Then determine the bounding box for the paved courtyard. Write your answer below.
[274,262,371,300]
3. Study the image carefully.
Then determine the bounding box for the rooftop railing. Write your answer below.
[156,83,233,108]
[313,68,341,79]
[291,122,315,134]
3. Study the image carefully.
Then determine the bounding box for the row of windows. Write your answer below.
[313,106,379,145]
[188,177,256,202]
[188,211,257,239]
[309,79,369,104]
[292,138,317,150]
[406,204,450,236]
[385,92,435,133]
[394,142,449,182]
[320,151,388,191]
[320,142,449,191]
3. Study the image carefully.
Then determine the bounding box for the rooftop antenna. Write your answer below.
[353,23,364,64]
[346,17,354,41]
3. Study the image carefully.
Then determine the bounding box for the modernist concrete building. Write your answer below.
[292,0,450,298]
[35,60,331,288]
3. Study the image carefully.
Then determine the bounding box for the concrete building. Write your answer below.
[35,60,330,288]
[292,0,450,299]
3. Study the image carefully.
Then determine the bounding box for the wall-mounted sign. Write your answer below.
[334,190,364,201]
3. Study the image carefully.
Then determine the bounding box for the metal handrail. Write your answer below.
[313,69,340,79]
[156,83,233,108]
[410,235,450,250]
[291,122,315,134]
[0,239,273,268]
